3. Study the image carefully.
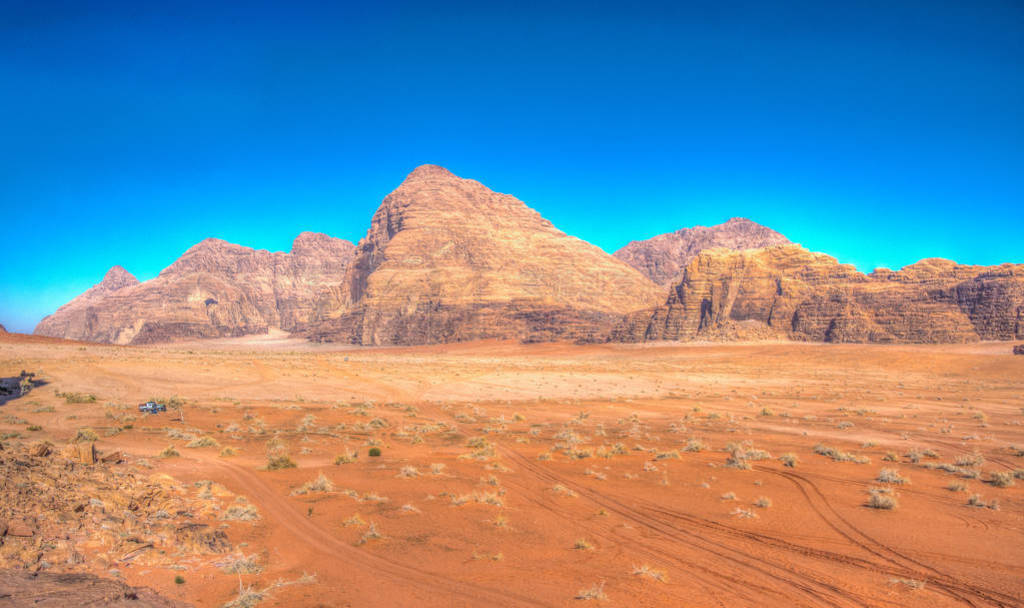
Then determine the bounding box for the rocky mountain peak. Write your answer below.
[98,265,140,291]
[291,232,355,258]
[614,218,791,285]
[402,164,459,183]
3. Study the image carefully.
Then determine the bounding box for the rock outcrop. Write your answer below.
[614,217,790,285]
[631,245,1024,343]
[34,233,354,344]
[307,165,665,345]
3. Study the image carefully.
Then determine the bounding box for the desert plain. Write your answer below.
[0,332,1021,607]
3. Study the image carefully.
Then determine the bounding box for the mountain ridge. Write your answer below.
[33,165,1024,346]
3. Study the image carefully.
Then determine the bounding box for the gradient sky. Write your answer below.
[2,0,1022,332]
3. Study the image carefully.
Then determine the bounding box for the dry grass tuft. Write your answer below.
[292,472,334,495]
[867,487,897,510]
[575,581,606,601]
[632,564,667,582]
[877,468,910,484]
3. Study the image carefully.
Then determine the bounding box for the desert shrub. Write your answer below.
[368,447,381,457]
[551,484,577,497]
[221,502,260,521]
[954,452,984,467]
[334,451,357,465]
[573,538,594,550]
[676,438,703,452]
[575,582,606,600]
[222,554,262,575]
[292,472,334,495]
[357,522,382,545]
[778,453,798,468]
[946,481,967,492]
[814,444,869,464]
[720,492,737,501]
[158,445,180,458]
[397,466,419,478]
[73,428,99,443]
[59,392,96,404]
[755,496,772,508]
[867,487,897,510]
[889,578,926,590]
[989,471,1015,488]
[451,490,504,507]
[966,494,999,509]
[174,575,185,585]
[186,436,220,449]
[219,446,238,457]
[26,425,42,432]
[266,455,297,470]
[730,507,758,519]
[631,564,667,582]
[877,468,910,484]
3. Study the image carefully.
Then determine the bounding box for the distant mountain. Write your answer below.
[34,233,354,344]
[307,165,664,344]
[35,166,1024,346]
[628,244,1024,343]
[614,218,790,285]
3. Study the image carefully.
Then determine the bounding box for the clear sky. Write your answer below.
[1,1,1022,333]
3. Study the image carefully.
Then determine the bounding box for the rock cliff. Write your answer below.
[306,165,665,345]
[34,233,354,344]
[632,245,1023,343]
[614,217,790,285]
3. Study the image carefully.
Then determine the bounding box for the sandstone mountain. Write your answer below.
[630,244,1023,343]
[35,165,1024,347]
[614,217,790,285]
[307,165,665,344]
[34,233,354,344]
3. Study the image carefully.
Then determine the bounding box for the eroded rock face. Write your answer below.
[614,218,790,285]
[34,234,354,344]
[632,245,1024,343]
[307,165,665,345]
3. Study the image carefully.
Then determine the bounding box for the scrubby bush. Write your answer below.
[266,455,297,470]
[778,453,798,468]
[59,392,96,404]
[989,471,1015,488]
[368,447,381,457]
[867,487,897,510]
[186,436,220,449]
[814,444,870,464]
[877,468,910,484]
[73,428,99,443]
[158,445,180,458]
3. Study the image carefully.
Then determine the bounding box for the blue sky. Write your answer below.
[1,0,1022,332]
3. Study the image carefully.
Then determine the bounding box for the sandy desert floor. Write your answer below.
[0,333,1022,607]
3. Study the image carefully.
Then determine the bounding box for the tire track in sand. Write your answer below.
[203,458,550,608]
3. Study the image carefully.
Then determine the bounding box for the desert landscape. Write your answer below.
[1,331,1021,606]
[4,4,1022,606]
